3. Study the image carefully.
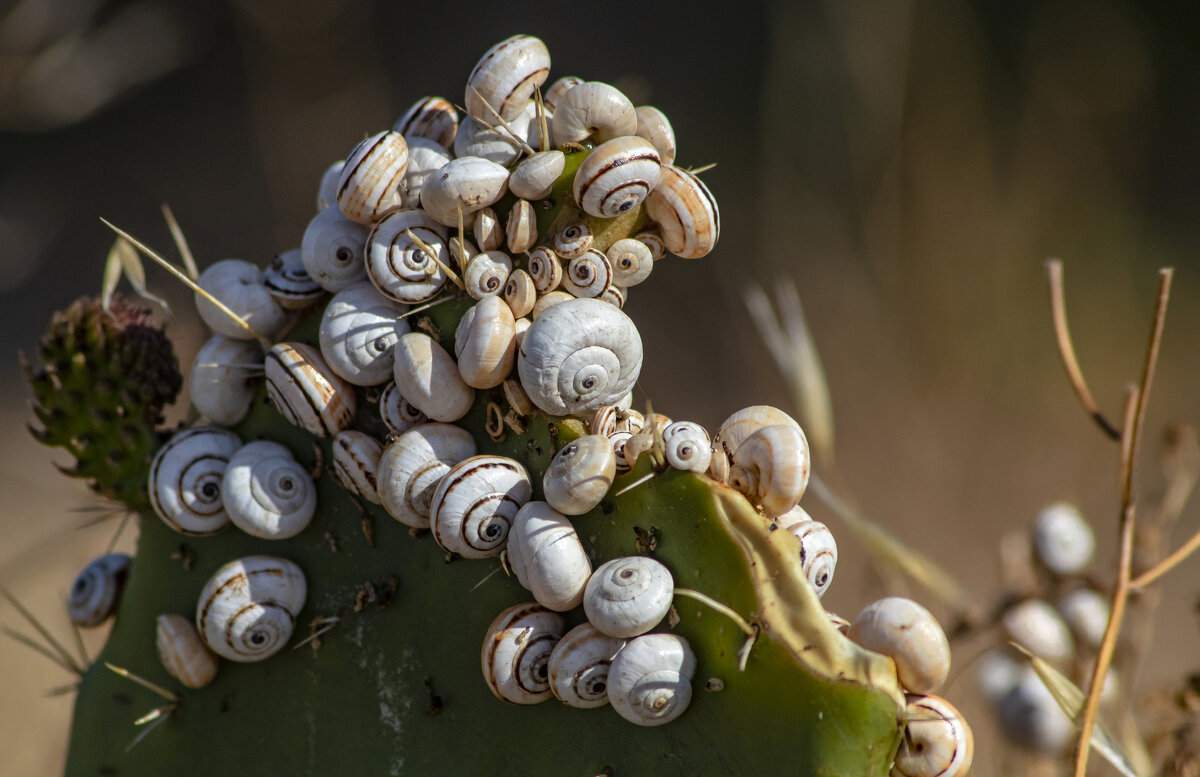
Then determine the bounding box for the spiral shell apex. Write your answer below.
[584,556,674,638]
[222,441,317,540]
[430,455,531,558]
[481,602,565,705]
[376,423,476,527]
[608,633,695,726]
[68,553,132,627]
[549,623,625,708]
[196,555,306,662]
[149,426,243,535]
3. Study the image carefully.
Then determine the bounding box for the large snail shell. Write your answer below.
[222,441,317,540]
[393,96,458,149]
[893,694,974,777]
[149,426,242,535]
[634,105,677,166]
[584,556,674,639]
[366,209,451,304]
[420,156,510,227]
[573,136,662,219]
[552,81,637,143]
[847,597,950,695]
[265,342,357,437]
[336,130,409,224]
[775,509,837,599]
[508,501,593,612]
[463,250,513,301]
[196,555,306,662]
[264,249,324,310]
[709,405,804,483]
[543,434,617,515]
[561,249,612,299]
[156,614,218,689]
[454,295,516,389]
[392,332,476,422]
[510,150,565,201]
[527,246,562,293]
[481,602,565,705]
[643,165,720,259]
[430,455,531,558]
[401,137,454,206]
[332,430,383,504]
[190,334,264,427]
[377,423,476,527]
[465,34,550,123]
[607,238,654,288]
[68,553,131,627]
[548,622,624,708]
[607,633,695,726]
[195,259,287,341]
[379,381,427,435]
[319,281,408,386]
[300,206,370,293]
[661,421,712,473]
[517,298,643,416]
[728,424,811,518]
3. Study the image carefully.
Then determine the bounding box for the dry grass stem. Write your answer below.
[160,203,199,280]
[1,588,85,675]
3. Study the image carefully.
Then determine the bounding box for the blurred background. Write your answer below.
[1,0,1198,774]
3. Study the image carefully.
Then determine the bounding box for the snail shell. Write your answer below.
[589,405,621,437]
[448,233,477,269]
[156,614,218,689]
[401,137,454,206]
[661,421,712,473]
[543,434,617,515]
[473,207,504,251]
[332,430,384,504]
[509,150,565,201]
[614,407,644,434]
[503,269,536,319]
[420,156,510,227]
[222,441,316,540]
[583,556,674,638]
[1031,502,1094,576]
[774,509,837,599]
[847,597,951,695]
[503,378,533,416]
[552,81,637,144]
[517,297,643,416]
[392,332,475,422]
[465,34,551,123]
[636,228,666,260]
[463,250,513,301]
[300,206,370,293]
[265,342,357,437]
[573,136,662,219]
[68,553,131,627]
[1001,599,1074,663]
[316,159,344,211]
[319,281,408,386]
[727,423,811,517]
[599,285,625,309]
[611,430,635,475]
[453,108,533,167]
[379,381,428,435]
[634,105,677,166]
[196,555,306,662]
[1056,587,1109,649]
[454,295,516,389]
[622,431,656,471]
[507,501,593,612]
[190,334,264,426]
[430,455,532,558]
[336,130,409,224]
[543,75,583,111]
[531,290,573,319]
[893,694,974,777]
[709,405,804,483]
[607,238,654,288]
[393,96,458,149]
[195,259,287,341]
[149,426,242,535]
[263,249,324,310]
[607,633,695,726]
[481,602,565,705]
[366,209,451,304]
[505,199,538,254]
[527,246,562,293]
[376,422,476,527]
[997,666,1073,754]
[643,164,720,259]
[554,222,593,259]
[561,249,612,299]
[548,622,624,708]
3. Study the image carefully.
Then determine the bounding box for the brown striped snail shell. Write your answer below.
[573,136,662,218]
[454,295,516,389]
[507,501,593,612]
[548,622,624,708]
[392,332,475,422]
[376,422,476,528]
[614,407,645,434]
[607,238,654,288]
[319,281,408,386]
[774,507,837,599]
[68,553,132,627]
[728,423,811,518]
[430,455,532,559]
[552,81,637,143]
[611,430,635,475]
[300,206,370,293]
[264,249,324,310]
[393,96,458,149]
[847,597,951,695]
[420,156,510,227]
[366,208,451,304]
[190,334,264,426]
[561,249,612,299]
[643,164,720,259]
[607,632,695,726]
[543,75,583,111]
[379,381,428,435]
[265,342,357,437]
[156,613,219,689]
[464,34,550,123]
[506,199,538,254]
[661,421,712,473]
[583,556,674,639]
[481,602,565,705]
[196,555,306,663]
[222,441,317,540]
[599,285,626,309]
[331,430,384,504]
[336,130,409,224]
[543,433,617,515]
[634,105,677,166]
[148,426,243,535]
[503,269,537,319]
[589,404,621,437]
[636,228,666,260]
[554,222,593,259]
[195,259,287,341]
[527,246,562,293]
[892,694,974,777]
[463,250,513,301]
[509,150,565,201]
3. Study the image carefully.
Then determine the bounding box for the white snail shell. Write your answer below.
[709,405,804,483]
[316,159,344,211]
[775,512,837,599]
[454,295,516,389]
[728,423,811,518]
[190,334,264,426]
[196,555,306,662]
[380,381,428,436]
[584,556,674,638]
[561,248,612,299]
[393,332,476,421]
[607,238,654,288]
[527,246,562,293]
[548,622,624,708]
[332,430,384,504]
[420,156,510,227]
[543,434,618,515]
[149,426,243,535]
[222,441,316,540]
[503,269,536,319]
[366,209,451,304]
[543,75,582,111]
[300,206,370,292]
[481,601,565,705]
[1001,599,1074,663]
[503,377,533,416]
[607,632,695,726]
[531,289,573,320]
[997,666,1073,754]
[1031,502,1094,576]
[622,431,656,471]
[509,150,565,201]
[393,96,458,149]
[573,136,661,219]
[507,501,593,611]
[473,206,504,251]
[336,130,409,224]
[506,199,538,254]
[195,259,287,341]
[552,81,637,144]
[893,694,973,777]
[465,34,550,123]
[634,105,677,166]
[265,342,357,437]
[517,298,643,416]
[156,614,218,689]
[554,222,593,259]
[430,455,531,558]
[376,422,476,527]
[401,137,454,206]
[319,281,408,386]
[263,249,324,310]
[463,250,513,301]
[68,553,131,627]
[611,430,635,475]
[453,109,533,167]
[644,164,720,259]
[661,421,712,473]
[1056,587,1109,649]
[847,597,951,695]
[975,647,1022,705]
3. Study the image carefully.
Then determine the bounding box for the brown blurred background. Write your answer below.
[1,1,1198,774]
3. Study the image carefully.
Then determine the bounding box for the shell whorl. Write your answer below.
[430,455,532,558]
[222,441,317,540]
[508,501,593,612]
[265,342,357,438]
[548,622,625,708]
[583,556,674,639]
[318,281,408,386]
[68,553,132,627]
[607,633,696,726]
[481,602,565,705]
[148,426,243,535]
[376,423,477,527]
[195,555,307,662]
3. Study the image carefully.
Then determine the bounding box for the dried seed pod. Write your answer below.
[1031,502,1094,576]
[527,246,563,292]
[661,421,711,473]
[644,164,719,259]
[300,206,370,292]
[190,334,264,426]
[365,209,451,304]
[506,199,538,254]
[893,695,973,777]
[847,597,950,695]
[222,441,317,540]
[465,34,551,123]
[263,249,324,310]
[336,130,409,224]
[728,423,811,518]
[420,156,510,227]
[573,136,661,218]
[319,281,408,386]
[430,455,532,558]
[554,222,593,259]
[68,553,131,627]
[473,206,503,251]
[463,250,513,301]
[543,434,617,515]
[393,96,458,149]
[481,602,565,705]
[156,614,218,689]
[1001,599,1074,663]
[503,269,536,318]
[332,430,384,504]
[195,259,287,341]
[392,332,475,422]
[548,622,624,708]
[607,238,654,287]
[376,423,476,528]
[584,556,674,638]
[454,295,517,389]
[634,105,677,166]
[149,426,243,535]
[265,342,357,437]
[552,81,637,144]
[510,150,565,201]
[607,633,695,726]
[508,501,593,612]
[379,381,427,435]
[561,249,612,299]
[195,555,306,662]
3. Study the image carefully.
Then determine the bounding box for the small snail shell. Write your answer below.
[377,423,476,527]
[195,259,287,340]
[366,209,451,304]
[448,233,477,269]
[552,81,637,144]
[709,405,804,483]
[420,156,510,227]
[607,238,654,288]
[473,206,503,251]
[599,285,625,309]
[503,378,533,416]
[454,295,516,389]
[1001,599,1074,663]
[543,434,618,515]
[481,602,565,705]
[634,105,677,166]
[584,556,674,638]
[554,222,593,259]
[561,249,612,299]
[156,614,218,689]
[775,511,837,599]
[68,553,131,627]
[401,137,453,206]
[573,136,662,219]
[1031,502,1094,576]
[265,342,357,437]
[611,430,635,475]
[975,647,1022,705]
[589,405,621,437]
[196,555,306,662]
[893,695,973,777]
[508,501,593,611]
[1056,587,1109,649]
[301,207,370,292]
[622,431,656,471]
[319,281,408,386]
[531,290,572,320]
[392,332,475,422]
[379,381,427,435]
[614,408,644,434]
[644,165,720,259]
[509,150,565,201]
[847,597,950,695]
[548,622,624,708]
[506,199,538,254]
[661,421,712,473]
[430,455,531,558]
[465,34,550,123]
[997,666,1073,754]
[543,75,583,111]
[636,228,666,260]
[517,297,643,416]
[316,160,344,211]
[336,130,409,224]
[332,430,384,504]
[149,426,242,535]
[393,96,458,149]
[190,334,264,426]
[463,250,512,301]
[503,269,536,319]
[453,109,532,167]
[222,441,316,540]
[607,632,695,726]
[527,246,562,293]
[264,249,324,310]
[728,424,811,518]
